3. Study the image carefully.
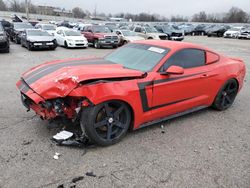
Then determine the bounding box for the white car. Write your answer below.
[35,23,57,36]
[115,30,145,46]
[223,27,244,38]
[55,28,88,48]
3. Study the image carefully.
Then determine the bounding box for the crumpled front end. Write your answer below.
[17,78,88,121]
[20,91,86,120]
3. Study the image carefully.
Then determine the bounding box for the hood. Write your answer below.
[27,36,54,42]
[94,33,117,38]
[21,58,144,99]
[124,36,144,41]
[46,30,56,35]
[15,28,25,32]
[65,35,86,40]
[225,30,239,34]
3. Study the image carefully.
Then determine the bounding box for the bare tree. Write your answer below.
[72,7,86,18]
[0,0,7,11]
[192,11,207,22]
[223,7,248,23]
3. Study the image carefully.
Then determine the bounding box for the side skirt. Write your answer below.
[136,105,208,130]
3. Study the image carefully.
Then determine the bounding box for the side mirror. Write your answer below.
[161,65,184,75]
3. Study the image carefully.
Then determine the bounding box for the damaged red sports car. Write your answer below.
[16,40,246,146]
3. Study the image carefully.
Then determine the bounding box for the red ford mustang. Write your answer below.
[16,40,246,146]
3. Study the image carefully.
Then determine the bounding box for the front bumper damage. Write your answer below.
[20,92,90,121]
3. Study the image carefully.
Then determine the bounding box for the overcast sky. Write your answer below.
[31,0,250,17]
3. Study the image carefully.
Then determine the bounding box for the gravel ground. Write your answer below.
[0,36,249,188]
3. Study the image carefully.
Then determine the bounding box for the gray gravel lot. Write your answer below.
[0,37,249,188]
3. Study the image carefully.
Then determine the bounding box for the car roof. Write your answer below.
[134,40,210,52]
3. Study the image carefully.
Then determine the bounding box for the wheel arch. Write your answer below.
[90,98,135,130]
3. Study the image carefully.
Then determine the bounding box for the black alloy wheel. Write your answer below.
[212,79,238,111]
[81,100,131,146]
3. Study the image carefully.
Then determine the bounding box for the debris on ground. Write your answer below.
[53,131,73,141]
[71,176,84,183]
[53,152,61,160]
[161,125,165,133]
[22,140,33,145]
[86,171,97,177]
[57,184,64,188]
[208,146,213,150]
[52,130,92,149]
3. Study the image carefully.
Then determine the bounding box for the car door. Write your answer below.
[82,26,93,43]
[55,30,63,45]
[134,27,146,39]
[150,48,215,119]
[20,30,27,46]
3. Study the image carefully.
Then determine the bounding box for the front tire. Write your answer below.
[94,39,100,49]
[64,41,68,48]
[80,100,131,146]
[212,79,238,111]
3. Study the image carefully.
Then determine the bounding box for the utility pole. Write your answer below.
[25,0,30,21]
[94,4,97,18]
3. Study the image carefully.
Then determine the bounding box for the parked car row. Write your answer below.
[1,18,249,53]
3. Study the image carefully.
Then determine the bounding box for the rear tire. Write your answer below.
[80,100,131,146]
[212,79,238,111]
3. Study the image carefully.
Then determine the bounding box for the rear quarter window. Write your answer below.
[163,48,206,70]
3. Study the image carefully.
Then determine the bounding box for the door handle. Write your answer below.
[200,74,209,78]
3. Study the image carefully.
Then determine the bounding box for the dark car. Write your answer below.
[9,22,33,44]
[192,24,207,36]
[0,19,12,38]
[207,25,230,37]
[0,23,10,53]
[20,29,57,51]
[155,25,184,41]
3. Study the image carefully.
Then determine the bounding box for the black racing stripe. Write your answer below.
[138,72,205,112]
[149,97,196,111]
[18,79,30,93]
[24,59,115,85]
[24,58,107,80]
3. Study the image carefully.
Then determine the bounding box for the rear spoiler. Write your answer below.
[230,57,243,62]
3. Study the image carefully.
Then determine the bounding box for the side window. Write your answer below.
[141,28,146,33]
[162,49,205,71]
[135,27,141,32]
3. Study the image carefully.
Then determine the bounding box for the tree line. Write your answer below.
[0,0,249,23]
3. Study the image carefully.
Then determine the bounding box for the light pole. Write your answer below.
[25,0,30,21]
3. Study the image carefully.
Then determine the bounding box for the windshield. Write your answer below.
[27,30,51,36]
[122,30,136,36]
[171,25,179,30]
[145,27,158,33]
[105,43,169,72]
[93,26,111,33]
[230,28,240,31]
[64,30,81,36]
[43,25,56,30]
[14,23,33,29]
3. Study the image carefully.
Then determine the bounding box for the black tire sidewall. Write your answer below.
[81,101,131,146]
[212,79,238,111]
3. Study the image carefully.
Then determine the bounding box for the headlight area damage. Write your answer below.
[21,93,89,121]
